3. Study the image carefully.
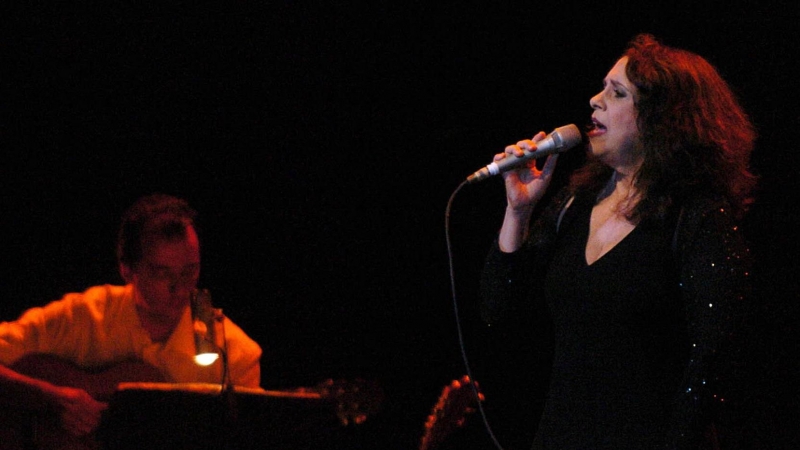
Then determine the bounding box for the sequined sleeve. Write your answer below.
[669,200,753,448]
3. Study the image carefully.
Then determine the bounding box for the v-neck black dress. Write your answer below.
[480,189,752,449]
[535,194,686,448]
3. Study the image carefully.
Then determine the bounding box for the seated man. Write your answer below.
[1,194,262,439]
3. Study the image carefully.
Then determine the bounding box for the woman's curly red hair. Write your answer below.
[573,34,757,220]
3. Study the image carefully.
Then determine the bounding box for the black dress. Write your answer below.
[481,189,752,449]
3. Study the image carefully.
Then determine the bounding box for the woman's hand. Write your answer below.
[496,131,559,253]
[498,131,559,212]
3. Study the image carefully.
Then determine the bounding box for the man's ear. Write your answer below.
[120,263,135,284]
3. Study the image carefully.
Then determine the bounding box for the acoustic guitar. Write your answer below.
[1,354,165,450]
[2,354,382,450]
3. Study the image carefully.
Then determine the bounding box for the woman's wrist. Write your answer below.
[498,205,533,253]
[505,203,534,218]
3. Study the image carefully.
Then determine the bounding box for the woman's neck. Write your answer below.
[599,170,641,217]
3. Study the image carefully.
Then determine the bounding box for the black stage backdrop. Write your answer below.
[1,2,798,449]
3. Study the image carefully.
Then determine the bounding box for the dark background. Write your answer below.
[2,2,798,449]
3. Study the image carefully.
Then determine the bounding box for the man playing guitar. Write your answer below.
[0,194,262,446]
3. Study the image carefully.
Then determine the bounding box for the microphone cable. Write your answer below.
[444,179,506,450]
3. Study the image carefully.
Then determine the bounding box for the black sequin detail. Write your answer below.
[480,190,752,449]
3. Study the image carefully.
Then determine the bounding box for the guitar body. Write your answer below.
[11,354,166,402]
[2,354,165,450]
[2,355,383,449]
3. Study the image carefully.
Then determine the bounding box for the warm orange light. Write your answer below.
[195,352,219,366]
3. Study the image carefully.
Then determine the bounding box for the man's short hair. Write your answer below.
[117,194,198,268]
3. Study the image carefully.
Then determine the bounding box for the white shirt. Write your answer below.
[0,284,261,387]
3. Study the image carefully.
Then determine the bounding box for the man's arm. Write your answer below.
[0,363,107,437]
[221,318,262,388]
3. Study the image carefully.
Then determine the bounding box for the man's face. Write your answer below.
[124,225,201,323]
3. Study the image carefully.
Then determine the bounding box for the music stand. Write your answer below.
[97,383,341,450]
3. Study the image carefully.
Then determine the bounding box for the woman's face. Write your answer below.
[587,57,641,170]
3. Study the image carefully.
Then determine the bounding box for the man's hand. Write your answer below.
[50,385,108,436]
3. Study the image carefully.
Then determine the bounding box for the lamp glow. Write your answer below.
[195,352,220,366]
[190,289,232,390]
[191,289,222,366]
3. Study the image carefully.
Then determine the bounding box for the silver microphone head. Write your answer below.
[549,124,583,151]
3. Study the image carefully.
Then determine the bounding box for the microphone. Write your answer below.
[466,124,583,183]
[191,289,233,390]
[191,289,221,366]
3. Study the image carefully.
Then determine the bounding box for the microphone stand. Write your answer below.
[207,307,232,394]
[192,290,237,448]
[214,308,233,395]
[191,289,233,393]
[212,308,238,447]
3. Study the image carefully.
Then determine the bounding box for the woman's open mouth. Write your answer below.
[586,118,607,137]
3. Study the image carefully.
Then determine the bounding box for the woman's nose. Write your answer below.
[589,92,603,110]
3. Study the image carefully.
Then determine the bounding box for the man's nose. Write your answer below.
[170,278,195,296]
